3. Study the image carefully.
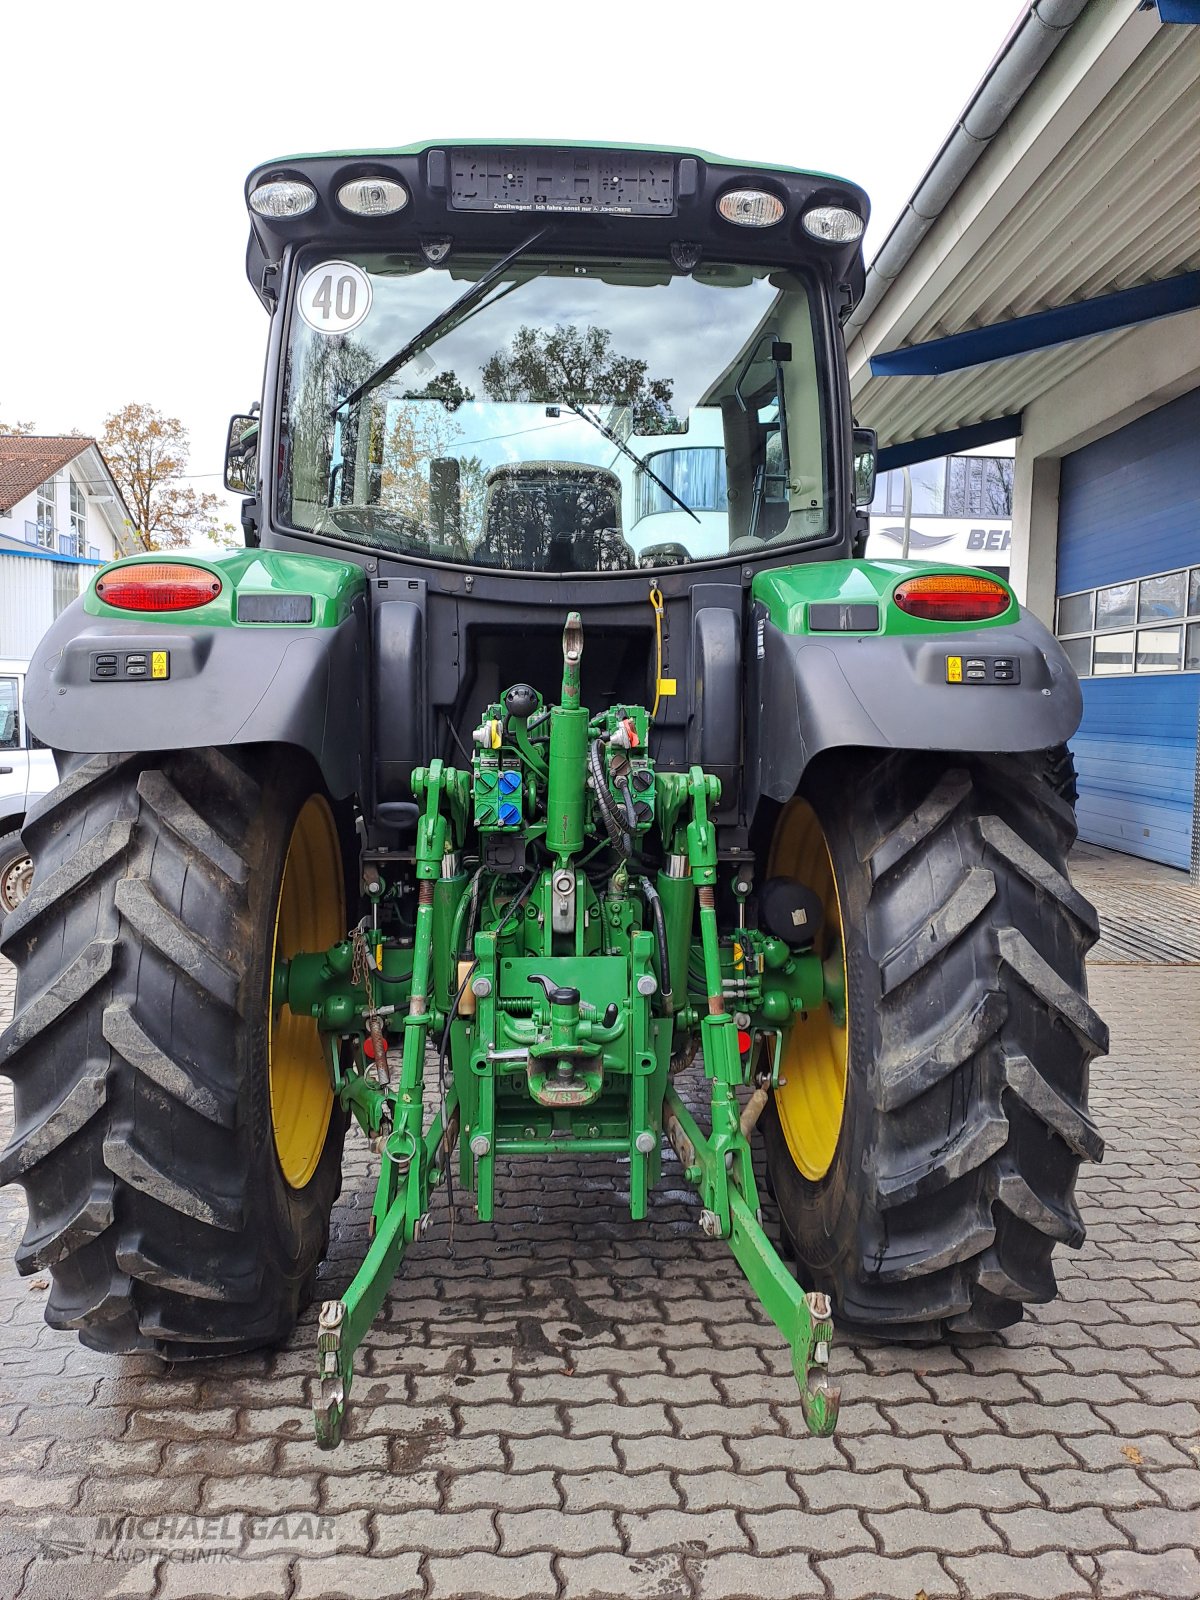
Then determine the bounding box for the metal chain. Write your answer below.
[351,924,371,994]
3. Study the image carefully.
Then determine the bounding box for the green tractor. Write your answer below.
[0,145,1106,1447]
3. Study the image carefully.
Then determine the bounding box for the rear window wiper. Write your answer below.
[333,227,552,418]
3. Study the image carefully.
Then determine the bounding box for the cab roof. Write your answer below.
[243,141,869,310]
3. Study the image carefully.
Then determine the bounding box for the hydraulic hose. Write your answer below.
[589,739,633,859]
[639,875,673,1013]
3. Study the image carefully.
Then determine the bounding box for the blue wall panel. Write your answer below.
[1071,673,1199,870]
[1057,386,1200,871]
[1057,385,1200,594]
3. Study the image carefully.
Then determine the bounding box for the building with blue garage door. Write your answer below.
[845,0,1200,879]
[1053,390,1200,870]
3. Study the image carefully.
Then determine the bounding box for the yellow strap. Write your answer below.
[650,585,672,721]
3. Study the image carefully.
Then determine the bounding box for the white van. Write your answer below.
[0,660,57,923]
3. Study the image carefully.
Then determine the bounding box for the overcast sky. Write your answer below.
[2,0,1020,524]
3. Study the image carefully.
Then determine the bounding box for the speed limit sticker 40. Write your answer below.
[298,261,372,334]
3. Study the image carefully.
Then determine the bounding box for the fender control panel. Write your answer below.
[90,650,170,682]
[945,653,1020,686]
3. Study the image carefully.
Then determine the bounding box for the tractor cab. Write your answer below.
[230,144,874,832]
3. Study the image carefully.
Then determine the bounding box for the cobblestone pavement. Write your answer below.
[0,847,1197,1600]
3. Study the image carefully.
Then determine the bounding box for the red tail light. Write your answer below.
[893,573,1011,623]
[96,564,222,612]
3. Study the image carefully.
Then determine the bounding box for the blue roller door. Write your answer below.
[1055,386,1200,872]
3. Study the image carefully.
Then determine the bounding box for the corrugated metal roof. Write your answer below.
[850,11,1200,450]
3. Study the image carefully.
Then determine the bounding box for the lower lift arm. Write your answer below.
[276,624,839,1446]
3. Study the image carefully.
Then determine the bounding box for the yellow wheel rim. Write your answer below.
[269,796,344,1189]
[770,798,849,1182]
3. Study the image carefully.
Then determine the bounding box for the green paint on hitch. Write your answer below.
[84,548,366,628]
[274,610,843,1447]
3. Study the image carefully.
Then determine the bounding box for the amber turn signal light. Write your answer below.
[893,573,1012,623]
[95,565,223,613]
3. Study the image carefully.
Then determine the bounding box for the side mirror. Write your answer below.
[852,427,878,508]
[224,414,259,494]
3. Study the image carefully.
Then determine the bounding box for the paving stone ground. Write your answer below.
[0,844,1197,1600]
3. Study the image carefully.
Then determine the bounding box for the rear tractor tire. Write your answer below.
[760,747,1107,1339]
[0,747,350,1357]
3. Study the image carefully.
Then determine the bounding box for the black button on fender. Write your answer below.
[993,669,1014,681]
[124,653,147,666]
[126,665,147,677]
[95,653,117,666]
[965,669,987,681]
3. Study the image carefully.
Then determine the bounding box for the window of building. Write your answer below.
[36,476,57,550]
[872,454,1014,520]
[945,455,1014,517]
[1056,565,1200,678]
[884,458,946,516]
[1057,591,1094,636]
[1096,582,1136,631]
[69,478,87,556]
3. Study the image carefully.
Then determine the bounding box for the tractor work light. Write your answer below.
[717,188,785,227]
[95,565,223,613]
[248,179,318,218]
[893,573,1012,623]
[801,204,865,244]
[336,176,409,217]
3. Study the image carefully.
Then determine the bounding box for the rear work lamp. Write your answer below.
[717,189,785,227]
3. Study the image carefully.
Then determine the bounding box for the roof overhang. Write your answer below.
[849,3,1200,459]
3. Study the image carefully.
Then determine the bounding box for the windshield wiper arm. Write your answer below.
[567,402,700,525]
[333,227,552,418]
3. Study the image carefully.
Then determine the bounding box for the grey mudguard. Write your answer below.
[749,606,1083,804]
[22,595,369,800]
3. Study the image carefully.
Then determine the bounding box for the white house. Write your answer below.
[0,436,132,659]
